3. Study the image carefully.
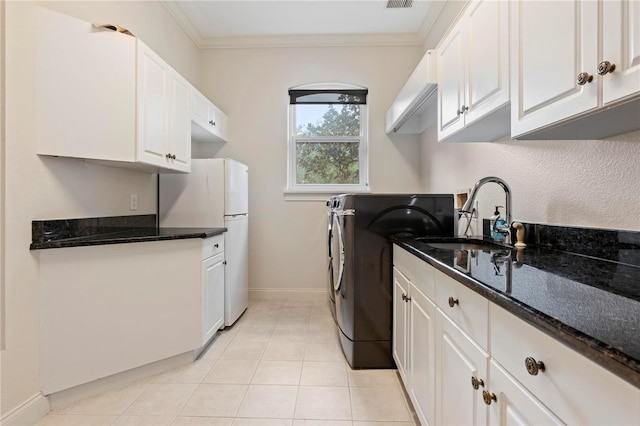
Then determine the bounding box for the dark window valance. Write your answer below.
[289,89,368,105]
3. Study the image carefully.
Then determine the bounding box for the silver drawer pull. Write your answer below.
[576,72,593,85]
[597,60,615,75]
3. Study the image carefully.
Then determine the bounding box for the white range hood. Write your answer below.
[385,50,438,135]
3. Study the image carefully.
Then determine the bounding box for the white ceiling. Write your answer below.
[161,0,449,48]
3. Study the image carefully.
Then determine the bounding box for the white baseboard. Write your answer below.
[1,393,50,426]
[48,351,194,411]
[249,288,326,302]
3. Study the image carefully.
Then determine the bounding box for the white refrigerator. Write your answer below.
[159,158,249,326]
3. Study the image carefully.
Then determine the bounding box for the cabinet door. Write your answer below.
[192,89,211,129]
[137,44,169,168]
[35,7,137,161]
[168,71,191,172]
[438,24,466,139]
[202,253,225,345]
[511,0,599,137]
[465,0,509,125]
[487,360,563,426]
[209,103,228,141]
[602,0,640,105]
[409,283,436,426]
[436,309,488,426]
[392,267,410,383]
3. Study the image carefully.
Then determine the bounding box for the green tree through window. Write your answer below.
[296,99,361,184]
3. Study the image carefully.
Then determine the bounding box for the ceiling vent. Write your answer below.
[386,0,413,8]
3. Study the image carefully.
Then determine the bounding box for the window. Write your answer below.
[287,83,369,195]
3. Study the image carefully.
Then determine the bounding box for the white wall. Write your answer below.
[1,0,199,418]
[420,126,640,232]
[194,45,424,295]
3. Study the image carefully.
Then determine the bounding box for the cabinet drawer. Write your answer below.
[435,271,488,349]
[202,234,224,260]
[393,245,436,300]
[490,303,640,425]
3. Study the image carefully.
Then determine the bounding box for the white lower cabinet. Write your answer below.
[408,284,436,425]
[39,239,202,394]
[392,244,640,426]
[435,308,488,426]
[486,359,563,426]
[490,303,640,425]
[392,267,410,382]
[201,236,225,346]
[393,247,437,426]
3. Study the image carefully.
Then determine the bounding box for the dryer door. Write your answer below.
[329,212,345,292]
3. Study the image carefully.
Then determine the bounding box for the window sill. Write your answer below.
[284,187,371,201]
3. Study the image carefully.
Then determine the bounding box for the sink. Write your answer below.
[413,237,510,251]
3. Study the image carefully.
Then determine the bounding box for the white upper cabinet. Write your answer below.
[35,8,196,173]
[438,25,465,138]
[385,50,438,135]
[137,45,191,172]
[511,0,640,140]
[602,0,640,105]
[191,88,228,143]
[167,71,193,172]
[437,0,510,142]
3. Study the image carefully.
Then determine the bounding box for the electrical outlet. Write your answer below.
[130,193,138,211]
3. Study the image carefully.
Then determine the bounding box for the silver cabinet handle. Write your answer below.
[576,72,593,85]
[597,61,616,75]
[456,105,468,116]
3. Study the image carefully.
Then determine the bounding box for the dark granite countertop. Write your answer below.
[30,214,226,250]
[392,232,640,389]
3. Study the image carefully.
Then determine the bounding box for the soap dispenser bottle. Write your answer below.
[490,206,505,241]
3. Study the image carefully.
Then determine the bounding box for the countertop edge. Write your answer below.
[30,228,227,250]
[394,240,640,390]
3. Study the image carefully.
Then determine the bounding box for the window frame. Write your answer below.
[286,82,370,198]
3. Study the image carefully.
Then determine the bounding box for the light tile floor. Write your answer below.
[36,300,418,426]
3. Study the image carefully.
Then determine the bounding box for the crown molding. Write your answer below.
[160,0,205,48]
[199,32,422,49]
[161,0,424,49]
[416,0,448,45]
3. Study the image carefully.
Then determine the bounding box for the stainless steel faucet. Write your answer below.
[460,176,512,242]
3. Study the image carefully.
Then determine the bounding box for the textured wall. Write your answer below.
[420,125,640,233]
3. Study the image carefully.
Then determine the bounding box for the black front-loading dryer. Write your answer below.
[326,194,455,369]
